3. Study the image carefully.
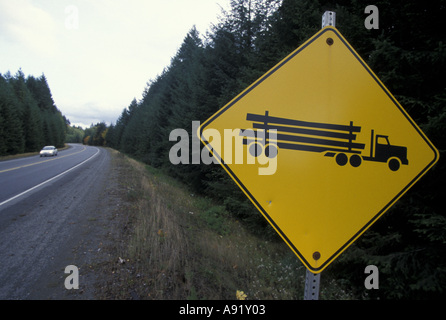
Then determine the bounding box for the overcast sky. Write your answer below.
[0,0,230,128]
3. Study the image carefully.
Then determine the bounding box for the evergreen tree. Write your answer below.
[119,98,144,156]
[104,0,445,298]
[327,0,446,299]
[92,122,107,146]
[110,105,132,149]
[0,73,25,154]
[10,70,41,152]
[0,70,66,154]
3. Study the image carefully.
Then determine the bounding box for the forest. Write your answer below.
[0,70,67,155]
[65,0,446,298]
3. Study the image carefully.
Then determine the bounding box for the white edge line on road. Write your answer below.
[0,147,100,208]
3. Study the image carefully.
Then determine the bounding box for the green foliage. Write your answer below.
[327,0,446,300]
[200,205,230,236]
[82,122,108,146]
[0,73,24,155]
[66,124,85,143]
[105,0,446,299]
[0,70,66,155]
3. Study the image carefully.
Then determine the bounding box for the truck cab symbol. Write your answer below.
[325,130,409,171]
[241,111,408,171]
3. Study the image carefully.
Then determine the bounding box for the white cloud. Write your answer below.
[0,0,59,57]
[0,0,230,128]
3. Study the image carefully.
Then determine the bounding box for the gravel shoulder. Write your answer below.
[46,148,136,300]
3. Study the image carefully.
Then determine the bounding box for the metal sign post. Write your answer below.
[322,11,336,28]
[302,11,336,301]
[304,269,321,300]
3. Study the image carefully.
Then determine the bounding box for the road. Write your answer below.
[0,144,113,299]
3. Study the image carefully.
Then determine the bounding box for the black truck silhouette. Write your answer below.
[240,111,408,171]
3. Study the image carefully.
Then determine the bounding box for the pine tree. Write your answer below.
[317,0,446,299]
[104,0,445,298]
[26,73,66,148]
[0,73,25,154]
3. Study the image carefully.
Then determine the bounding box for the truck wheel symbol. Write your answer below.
[336,153,348,166]
[350,154,362,167]
[388,158,401,172]
[249,142,263,157]
[248,143,278,158]
[265,144,278,158]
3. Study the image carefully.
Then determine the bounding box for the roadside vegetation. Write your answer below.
[88,0,445,300]
[3,0,441,299]
[0,70,67,155]
[97,150,354,300]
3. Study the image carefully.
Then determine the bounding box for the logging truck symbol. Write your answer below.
[241,111,409,171]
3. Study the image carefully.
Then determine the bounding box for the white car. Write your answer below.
[40,146,58,157]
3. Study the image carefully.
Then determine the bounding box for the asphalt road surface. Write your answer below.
[0,144,112,299]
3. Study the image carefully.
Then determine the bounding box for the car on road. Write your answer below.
[40,146,58,157]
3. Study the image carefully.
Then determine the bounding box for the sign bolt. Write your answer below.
[326,38,334,46]
[313,251,321,260]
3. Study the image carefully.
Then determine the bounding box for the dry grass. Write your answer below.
[123,157,191,299]
[101,151,354,300]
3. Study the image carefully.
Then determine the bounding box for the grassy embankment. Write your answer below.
[105,150,354,300]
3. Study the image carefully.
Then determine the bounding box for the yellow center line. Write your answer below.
[0,146,87,174]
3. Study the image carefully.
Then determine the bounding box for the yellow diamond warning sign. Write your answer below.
[198,26,439,273]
